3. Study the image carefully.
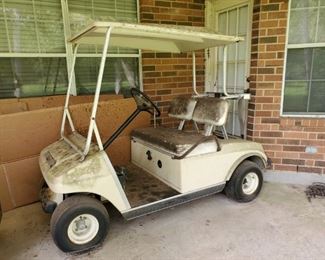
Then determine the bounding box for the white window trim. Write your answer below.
[280,0,325,118]
[0,0,142,97]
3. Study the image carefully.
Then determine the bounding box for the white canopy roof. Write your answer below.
[69,22,243,53]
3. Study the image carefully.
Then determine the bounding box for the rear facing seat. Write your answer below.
[168,95,197,130]
[132,96,229,157]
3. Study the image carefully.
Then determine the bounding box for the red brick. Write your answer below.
[315,161,325,167]
[282,159,305,166]
[283,132,308,139]
[283,146,305,152]
[277,139,300,145]
[260,20,278,28]
[275,152,300,159]
[260,131,283,137]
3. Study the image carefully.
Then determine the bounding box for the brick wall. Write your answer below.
[248,0,325,174]
[139,0,205,127]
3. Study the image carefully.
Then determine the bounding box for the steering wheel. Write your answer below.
[130,88,161,117]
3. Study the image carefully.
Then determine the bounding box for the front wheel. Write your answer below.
[224,160,263,202]
[50,195,109,252]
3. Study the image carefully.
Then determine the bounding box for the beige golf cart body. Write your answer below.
[39,22,267,219]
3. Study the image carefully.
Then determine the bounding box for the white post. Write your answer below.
[192,51,200,96]
[60,43,79,136]
[83,27,112,156]
[223,45,230,97]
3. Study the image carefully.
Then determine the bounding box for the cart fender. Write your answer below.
[225,152,267,181]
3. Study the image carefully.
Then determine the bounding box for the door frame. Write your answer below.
[205,0,253,93]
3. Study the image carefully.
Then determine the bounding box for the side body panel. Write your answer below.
[131,138,267,193]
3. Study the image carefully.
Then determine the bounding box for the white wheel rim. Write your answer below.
[67,214,99,245]
[242,172,259,195]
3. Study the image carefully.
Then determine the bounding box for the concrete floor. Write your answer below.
[1,182,325,260]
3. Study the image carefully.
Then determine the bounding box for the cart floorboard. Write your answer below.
[124,164,179,208]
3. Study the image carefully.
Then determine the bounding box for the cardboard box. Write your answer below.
[0,94,123,115]
[105,135,132,166]
[0,95,150,212]
[0,165,14,212]
[0,102,28,114]
[0,156,43,211]
[0,107,63,163]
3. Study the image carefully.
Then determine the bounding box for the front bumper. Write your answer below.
[40,187,58,214]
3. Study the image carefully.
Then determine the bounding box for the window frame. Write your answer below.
[0,0,142,97]
[280,0,325,118]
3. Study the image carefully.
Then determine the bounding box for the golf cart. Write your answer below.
[39,22,267,253]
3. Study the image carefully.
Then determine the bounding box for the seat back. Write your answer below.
[168,96,197,120]
[192,97,229,127]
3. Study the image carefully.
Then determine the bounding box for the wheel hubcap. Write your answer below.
[67,214,99,245]
[242,172,259,195]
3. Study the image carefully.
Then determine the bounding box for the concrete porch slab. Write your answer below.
[0,182,325,259]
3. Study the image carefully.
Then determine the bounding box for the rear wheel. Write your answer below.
[50,195,109,252]
[224,160,263,202]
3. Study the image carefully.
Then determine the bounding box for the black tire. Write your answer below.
[50,195,109,252]
[224,160,263,202]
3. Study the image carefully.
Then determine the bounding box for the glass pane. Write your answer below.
[291,0,319,8]
[7,20,39,53]
[218,12,227,34]
[225,111,234,134]
[317,8,325,42]
[68,0,93,34]
[68,0,138,54]
[35,1,63,21]
[75,57,139,95]
[238,6,248,35]
[117,0,138,14]
[312,48,325,80]
[217,62,223,91]
[37,22,65,53]
[285,49,312,81]
[1,0,65,53]
[309,81,325,112]
[218,46,223,62]
[234,113,241,137]
[226,63,235,92]
[228,9,237,36]
[237,38,247,60]
[0,19,9,52]
[228,44,236,61]
[0,58,68,98]
[283,81,309,112]
[288,9,318,44]
[0,59,15,98]
[236,62,246,91]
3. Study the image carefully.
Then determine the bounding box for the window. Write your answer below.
[67,0,139,96]
[282,0,325,116]
[0,0,139,98]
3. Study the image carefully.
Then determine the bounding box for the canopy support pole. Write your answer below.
[223,45,230,97]
[192,51,200,96]
[83,27,112,157]
[60,43,79,137]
